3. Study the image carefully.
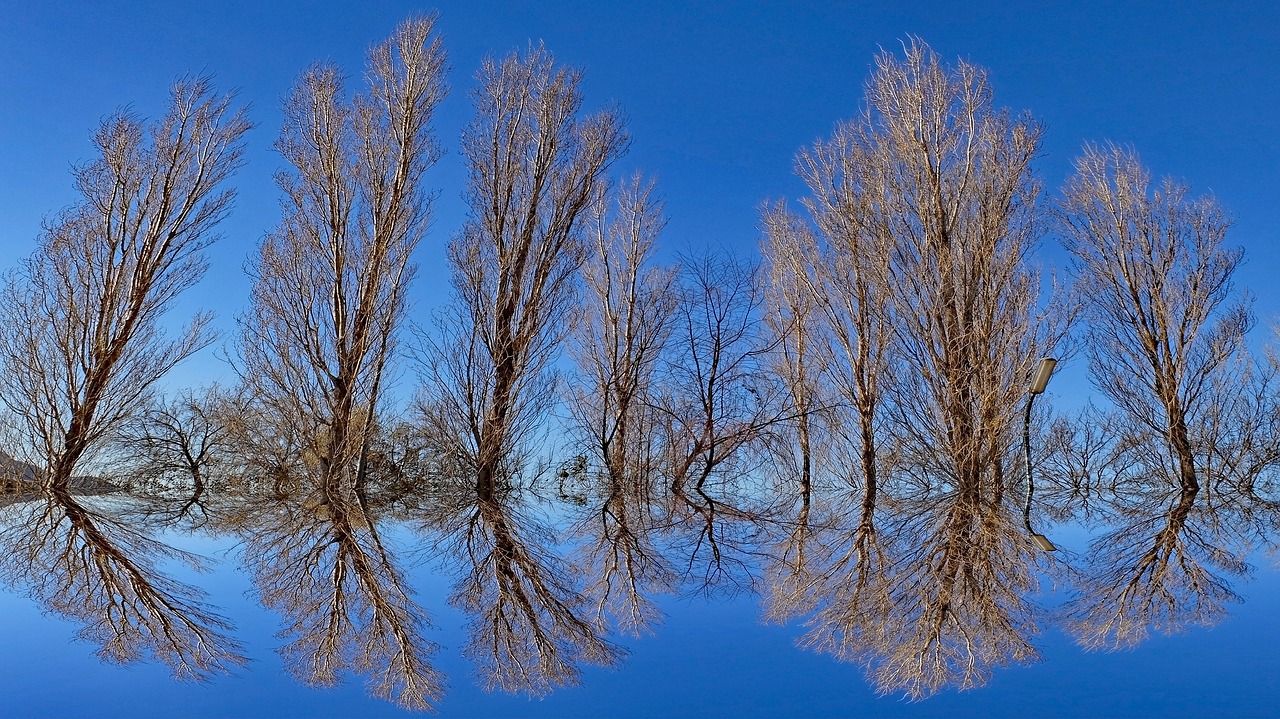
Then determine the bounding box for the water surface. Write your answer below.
[2,476,1277,717]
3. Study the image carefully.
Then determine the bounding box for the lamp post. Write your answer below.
[1023,357,1057,551]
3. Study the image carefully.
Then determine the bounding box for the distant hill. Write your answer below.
[0,451,121,494]
[0,451,37,486]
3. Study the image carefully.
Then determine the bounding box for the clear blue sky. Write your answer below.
[2,0,1278,398]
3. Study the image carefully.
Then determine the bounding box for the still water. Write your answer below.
[1,477,1277,717]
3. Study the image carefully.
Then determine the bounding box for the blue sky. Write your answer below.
[2,0,1278,400]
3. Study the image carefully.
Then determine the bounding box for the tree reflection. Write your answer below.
[6,393,1280,705]
[766,481,893,669]
[1057,368,1280,650]
[0,486,244,680]
[238,482,444,710]
[569,467,675,637]
[875,483,1046,698]
[655,477,773,596]
[770,473,1048,699]
[1063,482,1246,649]
[424,474,623,696]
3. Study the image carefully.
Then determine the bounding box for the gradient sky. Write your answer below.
[2,0,1278,400]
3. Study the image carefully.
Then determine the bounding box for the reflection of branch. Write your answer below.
[1052,371,1275,652]
[763,482,820,617]
[1063,484,1245,650]
[242,487,443,710]
[772,493,890,682]
[121,482,212,528]
[662,479,770,596]
[868,489,1042,699]
[769,484,889,647]
[0,488,244,680]
[572,472,675,637]
[433,485,622,696]
[777,478,1044,700]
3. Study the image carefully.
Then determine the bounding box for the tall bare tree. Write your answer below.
[1058,143,1254,494]
[567,174,676,500]
[238,16,446,496]
[862,41,1068,696]
[759,92,905,621]
[761,199,895,670]
[759,206,828,501]
[794,115,902,515]
[760,187,894,612]
[1053,142,1272,648]
[417,44,627,496]
[0,79,250,490]
[859,40,1066,500]
[758,208,832,613]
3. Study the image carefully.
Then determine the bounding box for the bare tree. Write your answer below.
[858,40,1066,503]
[759,182,895,612]
[758,208,832,612]
[1058,143,1254,494]
[120,390,224,486]
[859,42,1068,697]
[759,97,905,622]
[759,206,829,500]
[793,115,903,516]
[654,250,788,497]
[632,249,791,595]
[565,175,678,635]
[761,195,895,659]
[0,79,250,491]
[764,39,1071,699]
[238,16,446,497]
[116,389,227,523]
[417,44,627,497]
[1053,147,1272,651]
[567,174,676,501]
[1195,365,1280,499]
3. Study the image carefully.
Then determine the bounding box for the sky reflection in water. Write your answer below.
[2,470,1278,718]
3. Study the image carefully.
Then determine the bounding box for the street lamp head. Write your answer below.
[1031,533,1057,551]
[1028,357,1057,395]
